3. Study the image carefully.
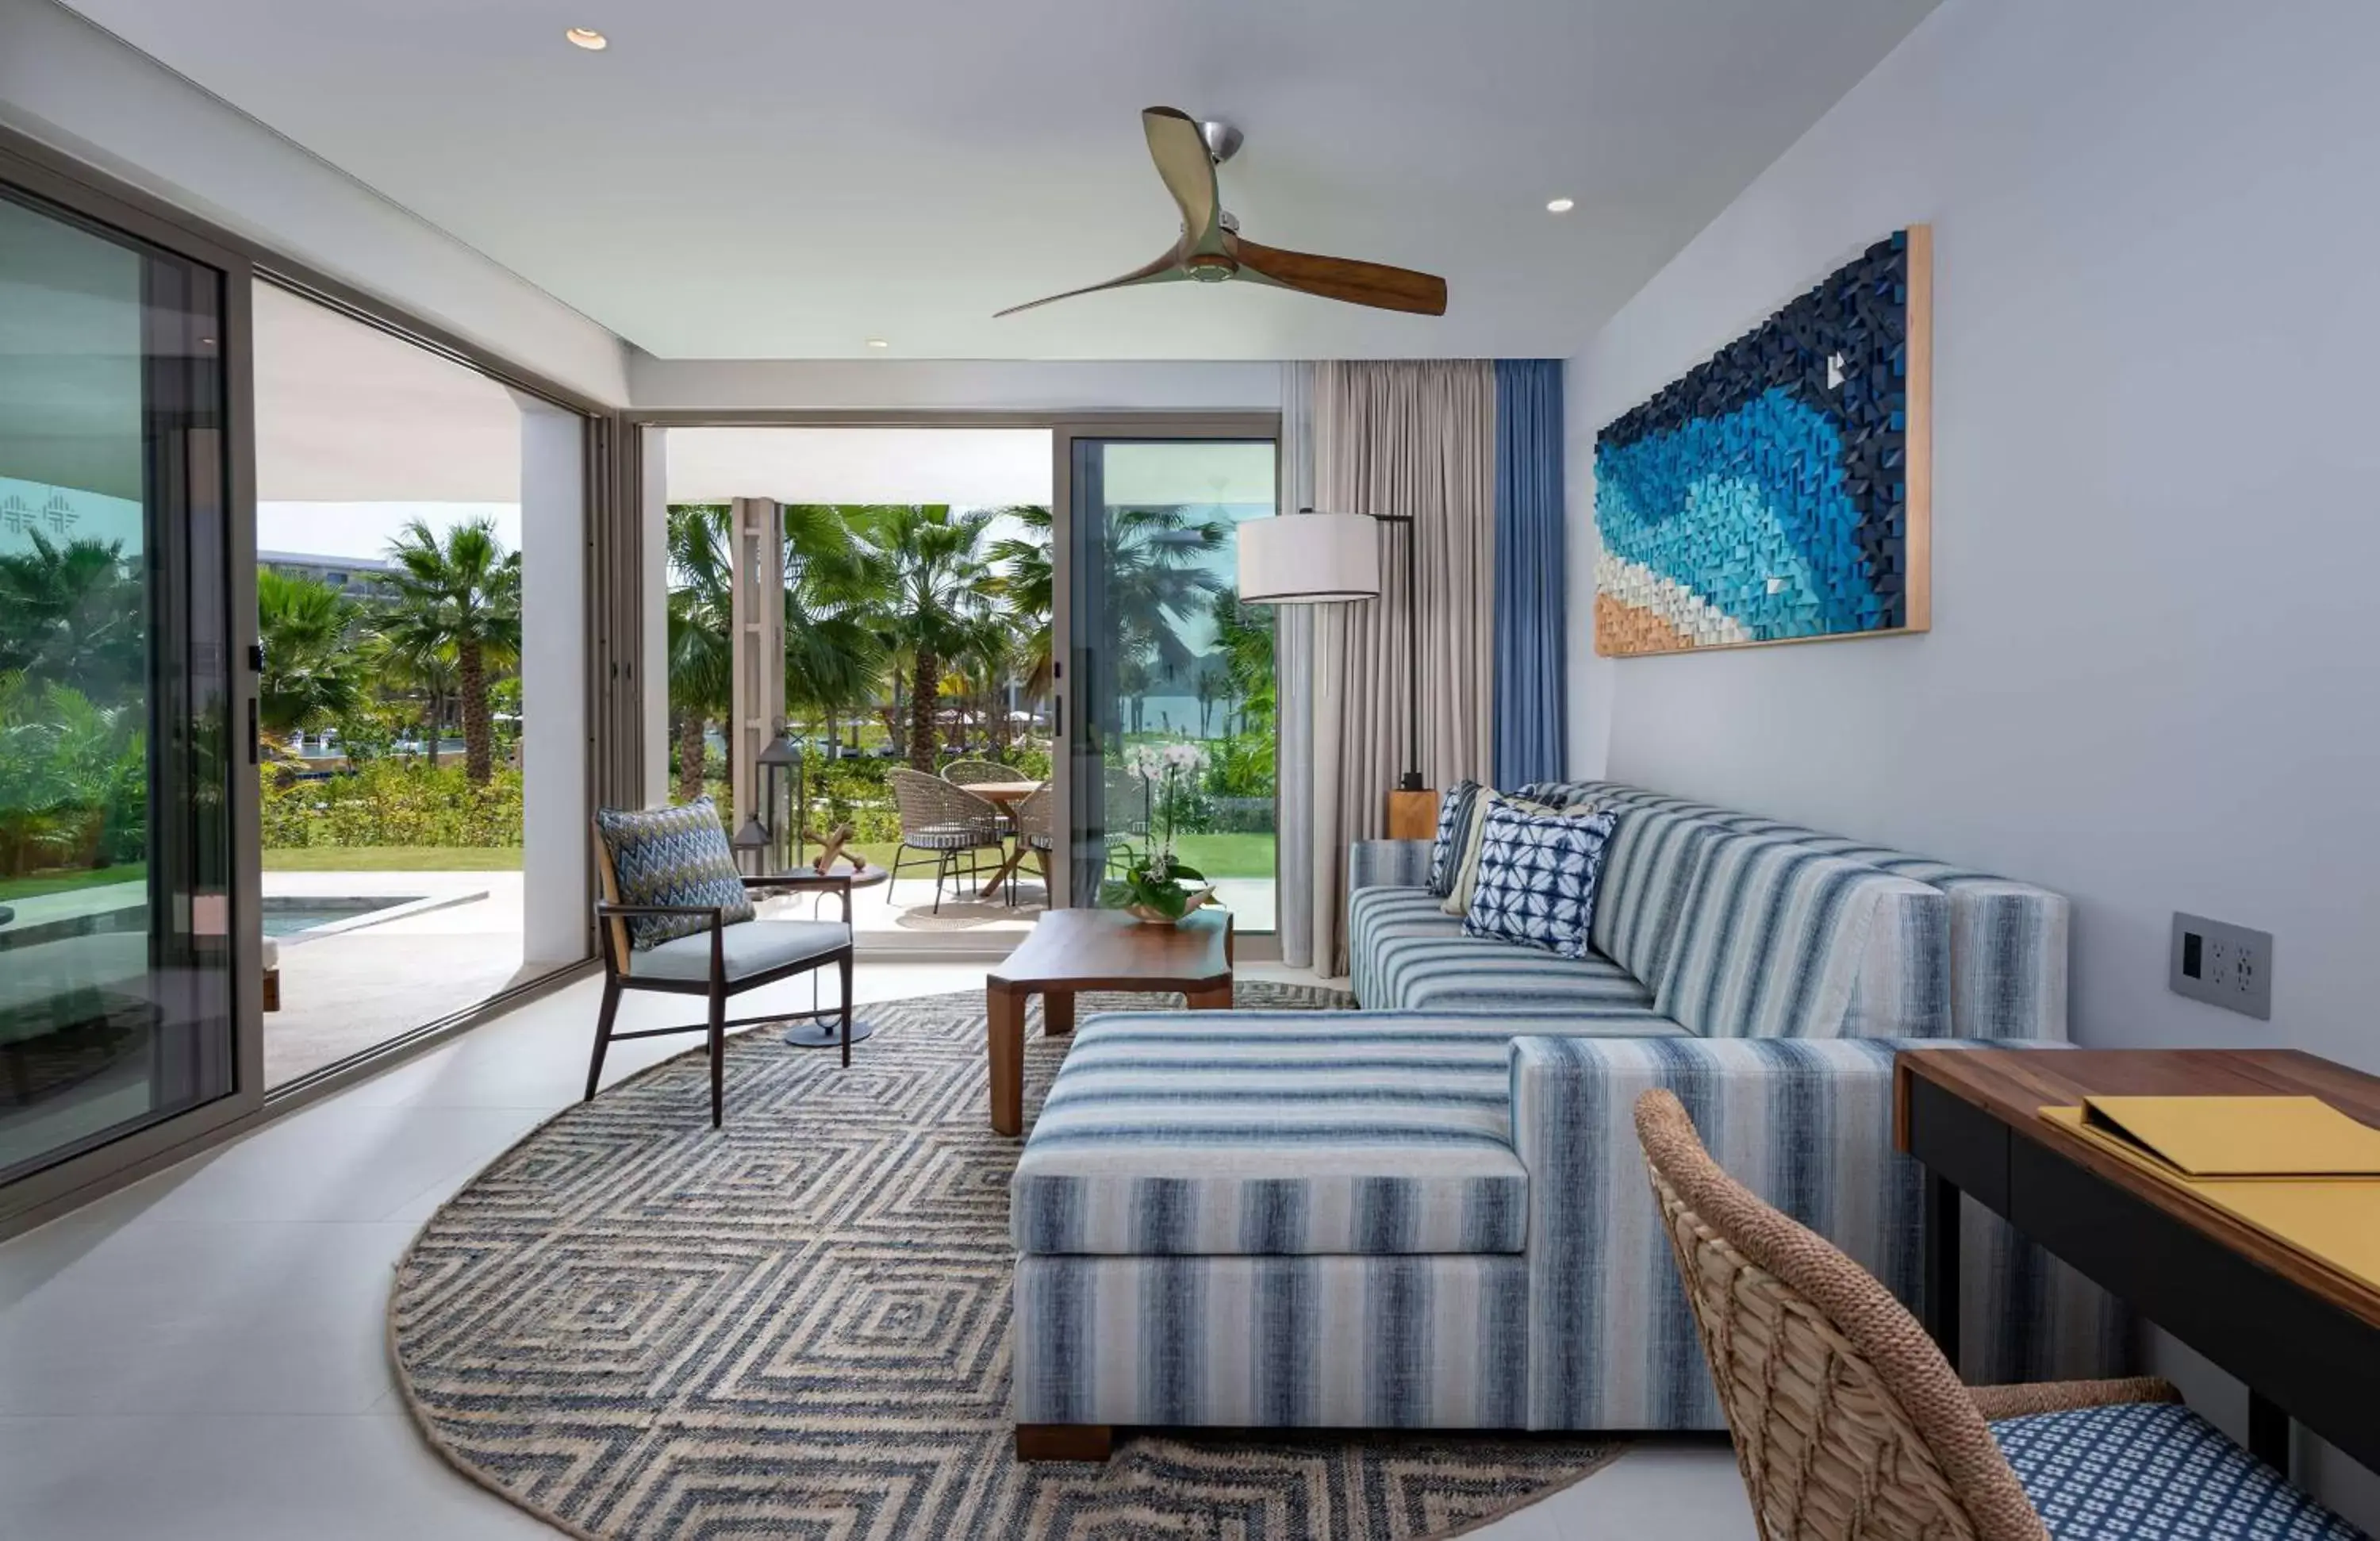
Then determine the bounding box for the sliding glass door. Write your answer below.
[1062,434,1278,929]
[0,184,243,1186]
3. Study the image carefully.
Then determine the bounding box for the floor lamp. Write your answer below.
[1236,507,1440,839]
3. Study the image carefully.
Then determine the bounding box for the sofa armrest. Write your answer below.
[1506,1036,2121,1428]
[1349,838,1432,893]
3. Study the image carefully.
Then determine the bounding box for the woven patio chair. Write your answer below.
[887,767,1003,915]
[942,758,1017,836]
[1633,1088,2356,1541]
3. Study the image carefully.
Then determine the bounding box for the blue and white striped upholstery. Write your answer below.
[1349,836,1433,896]
[1588,808,1725,986]
[1014,1012,1532,1256]
[1992,1400,2361,1541]
[1653,834,1949,1040]
[1348,886,1662,1016]
[1428,779,1484,896]
[904,821,1000,851]
[1528,782,2068,1041]
[1507,1035,2126,1429]
[1014,1254,1530,1428]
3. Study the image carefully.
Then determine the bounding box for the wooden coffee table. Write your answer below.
[985,907,1233,1136]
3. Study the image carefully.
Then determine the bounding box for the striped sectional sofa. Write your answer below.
[1010,781,2121,1450]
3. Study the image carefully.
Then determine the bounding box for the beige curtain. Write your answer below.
[1303,360,1497,974]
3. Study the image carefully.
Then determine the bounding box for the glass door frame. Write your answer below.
[1048,416,1281,939]
[0,136,265,1227]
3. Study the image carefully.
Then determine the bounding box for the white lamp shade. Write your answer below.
[1235,513,1380,604]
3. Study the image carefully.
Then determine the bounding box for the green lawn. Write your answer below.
[1172,833,1277,879]
[0,863,148,901]
[263,845,524,871]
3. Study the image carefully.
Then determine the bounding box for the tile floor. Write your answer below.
[0,958,1749,1541]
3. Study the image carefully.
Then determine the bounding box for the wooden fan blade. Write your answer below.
[1228,235,1448,315]
[993,247,1186,318]
[1142,106,1223,252]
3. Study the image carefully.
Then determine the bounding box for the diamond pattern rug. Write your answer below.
[390,982,1622,1539]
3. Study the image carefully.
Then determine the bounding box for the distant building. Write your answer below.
[259,549,397,600]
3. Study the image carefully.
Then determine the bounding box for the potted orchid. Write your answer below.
[1100,740,1216,924]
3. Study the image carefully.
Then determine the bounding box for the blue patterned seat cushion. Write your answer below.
[593,797,754,950]
[1463,805,1619,960]
[1348,886,1662,1015]
[1015,1012,1536,1256]
[1991,1400,2360,1540]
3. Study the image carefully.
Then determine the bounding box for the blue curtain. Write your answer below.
[1493,359,1568,787]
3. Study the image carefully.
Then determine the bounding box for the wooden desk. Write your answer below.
[984,907,1233,1136]
[1896,1048,2380,1471]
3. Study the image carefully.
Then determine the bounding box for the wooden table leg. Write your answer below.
[1042,990,1076,1037]
[1187,984,1233,1011]
[1922,1170,1961,1367]
[977,843,1029,899]
[988,984,1026,1136]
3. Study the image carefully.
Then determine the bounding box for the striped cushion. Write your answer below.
[1993,1401,2359,1541]
[593,797,753,949]
[1015,1011,1530,1255]
[1349,887,1663,1016]
[1589,807,1724,986]
[905,821,997,851]
[1428,779,1484,896]
[1551,782,2068,1042]
[1014,1253,1530,1429]
[1654,833,1948,1040]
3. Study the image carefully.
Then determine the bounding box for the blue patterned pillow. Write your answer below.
[1428,780,1484,897]
[1462,805,1619,959]
[594,797,754,950]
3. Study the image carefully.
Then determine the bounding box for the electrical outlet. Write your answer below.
[2169,912,2273,1020]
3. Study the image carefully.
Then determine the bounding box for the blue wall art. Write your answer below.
[1594,226,1931,656]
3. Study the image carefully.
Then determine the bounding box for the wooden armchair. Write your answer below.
[590,802,857,1128]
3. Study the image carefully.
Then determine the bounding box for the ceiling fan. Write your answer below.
[995,107,1448,319]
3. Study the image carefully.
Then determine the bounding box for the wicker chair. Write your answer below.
[942,758,1017,836]
[1007,782,1056,906]
[1633,1086,2328,1541]
[887,767,1004,915]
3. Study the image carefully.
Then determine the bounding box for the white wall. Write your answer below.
[1564,0,2380,1515]
[517,395,589,969]
[631,356,1280,413]
[0,0,630,405]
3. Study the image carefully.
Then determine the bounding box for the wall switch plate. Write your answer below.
[2169,912,2273,1020]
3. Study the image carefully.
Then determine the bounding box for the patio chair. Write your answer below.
[589,797,855,1128]
[886,767,1004,915]
[1007,782,1056,906]
[1631,1088,2357,1541]
[941,758,1017,836]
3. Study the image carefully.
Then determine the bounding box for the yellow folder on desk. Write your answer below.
[2038,1098,2380,1290]
[2075,1095,2380,1178]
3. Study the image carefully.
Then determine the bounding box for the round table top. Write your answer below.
[758,863,889,889]
[965,780,1044,804]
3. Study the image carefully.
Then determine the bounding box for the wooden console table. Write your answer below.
[1895,1047,2380,1472]
[984,908,1233,1136]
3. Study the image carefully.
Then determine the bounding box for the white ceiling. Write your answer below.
[59,0,1936,362]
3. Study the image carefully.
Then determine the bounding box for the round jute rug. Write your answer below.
[389,983,1621,1539]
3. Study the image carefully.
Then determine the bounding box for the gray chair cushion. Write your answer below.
[631,919,849,982]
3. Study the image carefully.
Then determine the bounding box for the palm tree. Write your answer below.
[384,517,520,786]
[666,505,734,803]
[1209,585,1276,733]
[985,504,1057,703]
[852,505,1000,770]
[779,504,889,748]
[0,532,146,705]
[255,569,362,738]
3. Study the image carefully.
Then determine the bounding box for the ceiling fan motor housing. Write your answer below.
[1186,252,1237,283]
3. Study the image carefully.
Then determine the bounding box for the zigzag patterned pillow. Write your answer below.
[1428,780,1484,897]
[594,796,754,950]
[1462,804,1620,960]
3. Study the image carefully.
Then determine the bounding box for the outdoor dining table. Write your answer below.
[965,780,1045,899]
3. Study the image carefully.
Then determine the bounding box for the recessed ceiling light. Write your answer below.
[565,28,608,51]
[865,338,890,349]
[1545,197,1576,213]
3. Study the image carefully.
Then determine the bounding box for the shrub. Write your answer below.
[263,759,523,848]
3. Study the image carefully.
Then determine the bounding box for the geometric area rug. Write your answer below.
[389,983,1623,1539]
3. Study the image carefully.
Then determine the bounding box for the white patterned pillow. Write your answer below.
[1462,805,1620,959]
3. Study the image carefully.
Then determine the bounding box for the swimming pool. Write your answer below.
[261,895,427,940]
